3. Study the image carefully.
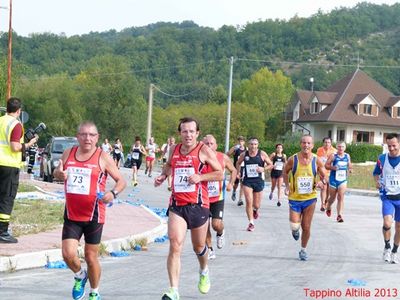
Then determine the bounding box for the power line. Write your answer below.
[152,84,205,98]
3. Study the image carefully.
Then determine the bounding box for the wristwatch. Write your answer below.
[110,190,118,199]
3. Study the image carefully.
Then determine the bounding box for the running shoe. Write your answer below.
[269,192,273,200]
[198,272,211,294]
[326,209,331,217]
[292,229,300,241]
[162,288,180,300]
[320,207,325,212]
[88,292,101,300]
[72,272,88,300]
[277,201,281,207]
[167,186,172,192]
[144,168,148,175]
[299,249,308,261]
[231,192,236,201]
[216,231,225,249]
[337,215,344,223]
[148,174,152,178]
[253,209,259,220]
[208,248,216,260]
[247,223,255,232]
[237,199,244,206]
[383,248,391,262]
[391,252,399,264]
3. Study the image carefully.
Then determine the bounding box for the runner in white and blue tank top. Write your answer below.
[325,142,353,223]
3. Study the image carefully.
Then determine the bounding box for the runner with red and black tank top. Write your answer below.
[227,136,246,205]
[54,121,126,300]
[203,134,237,260]
[154,117,223,300]
[269,144,287,207]
[236,137,273,232]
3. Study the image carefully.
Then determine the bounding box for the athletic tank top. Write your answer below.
[382,153,400,196]
[131,145,142,160]
[170,142,209,208]
[289,153,318,201]
[234,146,246,167]
[64,147,108,223]
[272,154,286,171]
[243,150,265,182]
[147,143,157,158]
[207,152,225,204]
[329,153,350,182]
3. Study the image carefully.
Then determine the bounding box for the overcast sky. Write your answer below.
[0,0,398,37]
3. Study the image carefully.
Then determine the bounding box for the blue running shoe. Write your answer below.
[72,272,88,300]
[299,249,308,261]
[89,292,101,300]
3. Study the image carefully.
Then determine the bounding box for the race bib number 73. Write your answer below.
[66,167,92,195]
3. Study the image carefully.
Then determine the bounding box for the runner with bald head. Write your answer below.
[202,134,237,259]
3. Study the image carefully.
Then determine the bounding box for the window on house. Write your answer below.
[397,107,400,118]
[363,104,372,115]
[328,130,332,139]
[355,131,371,143]
[310,102,319,114]
[337,129,345,141]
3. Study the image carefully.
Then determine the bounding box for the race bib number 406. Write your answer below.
[66,167,92,195]
[174,167,195,193]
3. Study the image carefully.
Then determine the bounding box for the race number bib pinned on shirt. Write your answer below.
[208,181,220,197]
[297,176,313,194]
[335,169,347,181]
[131,152,139,160]
[246,164,259,178]
[174,167,195,193]
[274,161,284,171]
[385,174,400,194]
[66,167,92,195]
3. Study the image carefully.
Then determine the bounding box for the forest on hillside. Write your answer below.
[0,2,399,146]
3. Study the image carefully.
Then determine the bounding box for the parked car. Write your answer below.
[40,136,78,182]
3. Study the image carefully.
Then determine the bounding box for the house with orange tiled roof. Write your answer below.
[289,69,400,145]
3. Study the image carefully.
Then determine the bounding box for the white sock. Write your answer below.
[200,267,209,275]
[74,268,86,279]
[301,247,306,252]
[90,288,99,294]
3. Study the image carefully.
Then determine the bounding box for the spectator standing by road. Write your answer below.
[54,121,126,300]
[0,97,38,243]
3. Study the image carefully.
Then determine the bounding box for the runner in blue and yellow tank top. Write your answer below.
[283,135,326,261]
[325,142,353,223]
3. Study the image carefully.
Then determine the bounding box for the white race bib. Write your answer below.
[335,169,347,181]
[132,152,139,160]
[246,164,259,178]
[174,167,195,193]
[208,181,220,197]
[274,161,284,171]
[297,176,313,194]
[386,174,400,192]
[66,167,92,195]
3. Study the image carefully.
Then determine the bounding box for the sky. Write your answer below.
[0,0,398,37]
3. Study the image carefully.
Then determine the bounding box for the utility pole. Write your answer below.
[146,83,154,144]
[6,0,12,102]
[224,56,234,153]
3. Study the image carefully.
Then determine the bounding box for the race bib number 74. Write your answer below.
[174,167,195,193]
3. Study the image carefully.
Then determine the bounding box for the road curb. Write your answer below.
[0,213,167,273]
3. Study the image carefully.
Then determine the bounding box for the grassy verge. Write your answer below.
[347,164,375,190]
[10,181,64,237]
[11,199,64,237]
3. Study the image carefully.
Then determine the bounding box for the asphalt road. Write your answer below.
[1,167,398,300]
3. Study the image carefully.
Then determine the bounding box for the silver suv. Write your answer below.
[40,136,78,182]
